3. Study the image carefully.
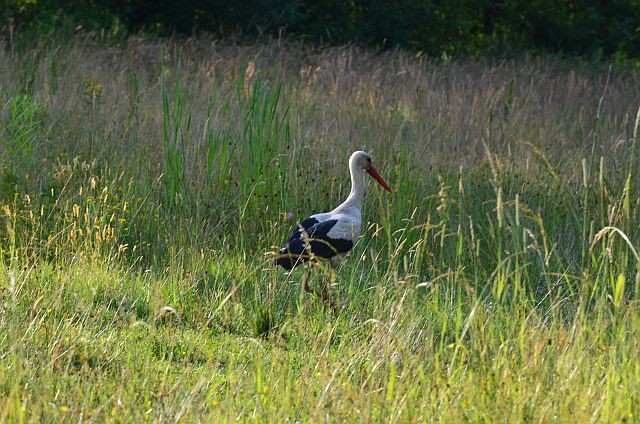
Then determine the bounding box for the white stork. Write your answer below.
[275,151,392,304]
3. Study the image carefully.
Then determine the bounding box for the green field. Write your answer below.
[1,36,639,422]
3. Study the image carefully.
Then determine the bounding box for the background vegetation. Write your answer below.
[0,35,639,420]
[2,0,640,58]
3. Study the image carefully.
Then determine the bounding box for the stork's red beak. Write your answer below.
[367,166,392,193]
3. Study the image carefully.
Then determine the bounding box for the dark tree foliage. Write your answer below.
[1,0,639,58]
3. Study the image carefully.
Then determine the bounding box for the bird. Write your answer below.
[275,150,392,305]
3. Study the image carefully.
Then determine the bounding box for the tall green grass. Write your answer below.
[0,36,639,421]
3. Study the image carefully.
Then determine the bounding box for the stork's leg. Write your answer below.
[320,281,336,311]
[320,260,338,311]
[303,267,313,293]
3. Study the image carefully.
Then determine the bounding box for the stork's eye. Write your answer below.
[367,157,372,163]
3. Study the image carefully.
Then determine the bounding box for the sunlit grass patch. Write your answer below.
[0,36,639,421]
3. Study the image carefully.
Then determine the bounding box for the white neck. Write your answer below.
[333,158,365,214]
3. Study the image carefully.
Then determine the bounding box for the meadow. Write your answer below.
[1,35,639,421]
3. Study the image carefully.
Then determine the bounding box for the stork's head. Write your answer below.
[350,151,392,193]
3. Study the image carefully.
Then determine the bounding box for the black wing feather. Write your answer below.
[283,217,318,245]
[275,219,354,270]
